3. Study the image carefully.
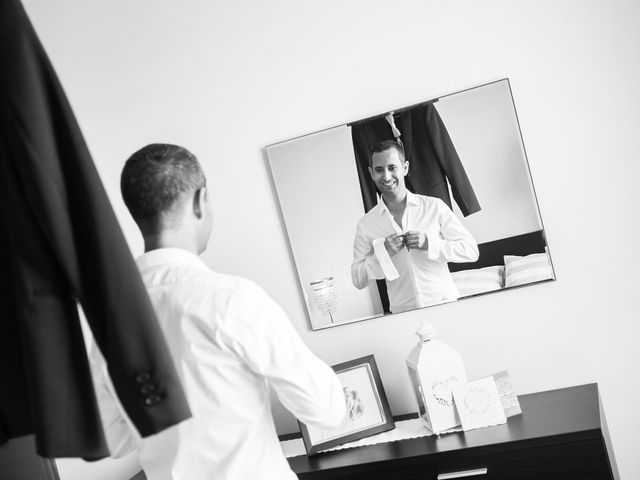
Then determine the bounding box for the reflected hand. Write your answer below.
[404,230,428,250]
[384,233,405,256]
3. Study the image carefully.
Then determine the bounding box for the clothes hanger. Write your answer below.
[348,98,439,127]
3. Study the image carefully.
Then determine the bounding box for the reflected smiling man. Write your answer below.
[351,140,479,313]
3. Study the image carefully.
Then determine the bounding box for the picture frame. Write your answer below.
[299,354,395,454]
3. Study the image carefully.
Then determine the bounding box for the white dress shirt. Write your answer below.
[352,192,479,313]
[92,248,346,480]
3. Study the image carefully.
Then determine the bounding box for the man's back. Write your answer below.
[135,248,345,480]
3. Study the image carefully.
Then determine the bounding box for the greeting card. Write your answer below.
[452,377,506,431]
[492,370,522,417]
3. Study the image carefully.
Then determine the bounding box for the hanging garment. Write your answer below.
[351,102,481,217]
[0,0,191,459]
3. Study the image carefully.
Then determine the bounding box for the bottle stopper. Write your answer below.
[416,321,437,342]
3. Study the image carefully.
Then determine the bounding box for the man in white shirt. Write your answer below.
[95,143,346,479]
[351,140,479,313]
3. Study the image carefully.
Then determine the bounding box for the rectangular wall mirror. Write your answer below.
[266,79,555,330]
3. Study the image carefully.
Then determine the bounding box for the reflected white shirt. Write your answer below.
[351,193,479,313]
[93,248,345,480]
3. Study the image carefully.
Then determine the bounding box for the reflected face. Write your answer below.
[368,148,409,197]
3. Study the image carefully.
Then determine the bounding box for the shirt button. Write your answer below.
[136,373,151,384]
[143,395,162,407]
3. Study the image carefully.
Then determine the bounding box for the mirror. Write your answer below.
[266,79,555,330]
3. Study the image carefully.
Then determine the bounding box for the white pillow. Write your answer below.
[452,265,504,296]
[504,252,554,288]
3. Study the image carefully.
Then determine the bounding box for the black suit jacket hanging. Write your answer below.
[351,102,481,216]
[0,0,191,459]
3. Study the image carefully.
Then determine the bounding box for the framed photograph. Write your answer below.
[299,354,395,454]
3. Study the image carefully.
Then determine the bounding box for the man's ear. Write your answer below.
[193,187,205,219]
[403,161,410,176]
[368,166,374,180]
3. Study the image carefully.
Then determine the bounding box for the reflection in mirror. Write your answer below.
[266,79,555,330]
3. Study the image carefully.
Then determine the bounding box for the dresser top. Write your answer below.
[285,383,603,476]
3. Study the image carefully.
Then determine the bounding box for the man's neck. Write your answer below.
[382,188,408,212]
[143,232,199,255]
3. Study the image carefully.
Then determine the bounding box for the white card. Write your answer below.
[492,370,522,417]
[452,377,506,431]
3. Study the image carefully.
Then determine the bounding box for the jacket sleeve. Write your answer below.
[425,104,481,216]
[87,337,139,458]
[223,282,346,429]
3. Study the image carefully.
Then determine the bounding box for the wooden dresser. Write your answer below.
[283,383,617,479]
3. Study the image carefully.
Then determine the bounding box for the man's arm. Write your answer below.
[351,223,400,289]
[223,282,346,429]
[87,338,139,458]
[427,199,479,263]
[403,200,478,263]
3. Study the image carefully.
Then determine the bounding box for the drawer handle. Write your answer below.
[437,468,488,479]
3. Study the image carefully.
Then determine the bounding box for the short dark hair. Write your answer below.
[370,139,405,164]
[120,143,205,235]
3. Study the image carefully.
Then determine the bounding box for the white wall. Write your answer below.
[21,1,639,479]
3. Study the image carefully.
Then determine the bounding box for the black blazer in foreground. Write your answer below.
[0,0,191,459]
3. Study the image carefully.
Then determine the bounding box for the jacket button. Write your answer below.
[140,383,157,395]
[143,395,162,407]
[136,373,151,384]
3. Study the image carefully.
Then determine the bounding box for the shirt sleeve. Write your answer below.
[427,199,479,263]
[351,222,399,289]
[87,338,140,458]
[223,282,346,429]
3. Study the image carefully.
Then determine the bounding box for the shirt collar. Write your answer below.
[406,191,420,206]
[375,191,419,216]
[136,247,208,271]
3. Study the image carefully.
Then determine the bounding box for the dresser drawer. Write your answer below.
[326,438,613,480]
